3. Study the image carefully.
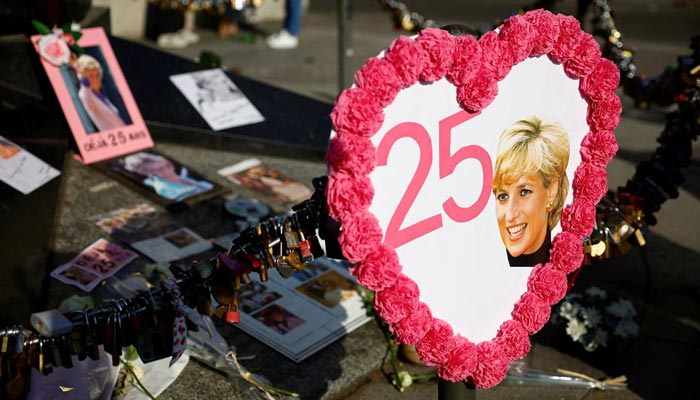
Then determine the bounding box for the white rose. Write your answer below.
[38,33,71,66]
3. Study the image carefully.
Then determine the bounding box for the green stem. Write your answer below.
[121,359,156,400]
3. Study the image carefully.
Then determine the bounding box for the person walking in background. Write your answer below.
[266,0,303,49]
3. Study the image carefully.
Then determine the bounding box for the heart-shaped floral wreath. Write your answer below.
[326,9,620,388]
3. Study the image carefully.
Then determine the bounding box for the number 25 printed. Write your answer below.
[376,110,492,248]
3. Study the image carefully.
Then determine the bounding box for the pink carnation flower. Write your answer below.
[512,292,551,334]
[587,94,622,132]
[416,28,456,82]
[38,33,71,66]
[373,274,420,324]
[338,212,383,262]
[579,130,618,167]
[564,33,602,78]
[549,231,585,274]
[326,172,375,223]
[416,318,456,366]
[355,57,403,108]
[446,35,482,86]
[498,14,535,63]
[350,242,401,291]
[331,88,385,137]
[326,133,376,176]
[527,264,568,305]
[572,163,608,204]
[390,301,432,345]
[495,320,531,360]
[580,58,621,101]
[524,9,561,56]
[437,335,478,382]
[548,14,584,64]
[560,200,597,238]
[385,35,426,87]
[471,341,508,389]
[457,68,498,112]
[479,31,515,80]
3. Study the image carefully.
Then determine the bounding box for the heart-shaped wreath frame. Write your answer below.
[326,9,620,388]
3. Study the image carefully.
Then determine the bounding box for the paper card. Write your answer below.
[169,68,265,131]
[130,227,212,263]
[218,158,312,209]
[0,136,60,194]
[50,239,138,291]
[101,150,220,204]
[31,27,153,164]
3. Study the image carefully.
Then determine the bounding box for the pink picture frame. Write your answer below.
[32,27,153,164]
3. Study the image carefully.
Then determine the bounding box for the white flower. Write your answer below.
[559,301,580,320]
[396,371,412,390]
[37,32,71,66]
[613,319,640,338]
[566,319,588,342]
[585,286,608,299]
[71,22,81,32]
[606,299,637,318]
[582,307,602,327]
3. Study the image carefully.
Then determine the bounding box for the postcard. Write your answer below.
[218,158,312,209]
[0,135,60,194]
[90,203,213,263]
[169,68,265,131]
[31,27,153,164]
[100,150,221,205]
[50,239,138,292]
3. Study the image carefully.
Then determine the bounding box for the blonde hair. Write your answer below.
[75,54,103,78]
[492,116,570,228]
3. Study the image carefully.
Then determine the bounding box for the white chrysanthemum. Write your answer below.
[606,299,637,318]
[566,319,588,342]
[613,319,640,338]
[582,307,602,327]
[585,286,608,299]
[559,301,580,320]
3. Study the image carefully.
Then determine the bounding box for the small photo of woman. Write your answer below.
[492,116,570,267]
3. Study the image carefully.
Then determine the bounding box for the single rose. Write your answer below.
[38,33,71,66]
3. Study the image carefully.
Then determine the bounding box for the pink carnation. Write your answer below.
[350,242,401,291]
[437,335,478,382]
[580,130,618,167]
[498,14,535,63]
[548,14,584,64]
[560,200,597,239]
[326,173,374,222]
[446,35,482,86]
[587,94,622,132]
[355,57,402,108]
[512,292,551,334]
[338,212,383,262]
[373,274,420,324]
[573,163,608,203]
[564,33,602,78]
[580,58,621,101]
[527,264,568,305]
[549,231,585,274]
[415,318,456,366]
[326,133,376,176]
[479,31,515,80]
[390,301,432,345]
[331,88,385,137]
[471,341,508,389]
[385,35,426,88]
[495,320,531,360]
[524,9,561,56]
[457,68,498,112]
[416,28,456,82]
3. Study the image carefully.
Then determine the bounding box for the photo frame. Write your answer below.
[326,10,620,388]
[31,27,153,164]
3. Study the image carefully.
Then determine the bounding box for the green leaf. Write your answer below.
[71,31,83,42]
[31,20,51,35]
[61,23,71,33]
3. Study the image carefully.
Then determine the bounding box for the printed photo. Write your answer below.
[239,282,282,314]
[291,262,329,283]
[90,203,181,244]
[252,304,305,335]
[296,270,358,308]
[58,264,100,286]
[218,158,312,209]
[491,116,570,267]
[163,228,198,248]
[105,151,215,202]
[0,136,20,159]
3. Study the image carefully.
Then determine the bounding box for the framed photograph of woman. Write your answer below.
[32,27,153,164]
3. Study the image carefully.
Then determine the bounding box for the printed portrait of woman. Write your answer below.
[72,53,128,132]
[492,116,570,267]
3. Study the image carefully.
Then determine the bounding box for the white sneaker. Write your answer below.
[266,30,299,49]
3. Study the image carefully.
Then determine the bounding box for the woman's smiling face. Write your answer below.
[494,174,554,257]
